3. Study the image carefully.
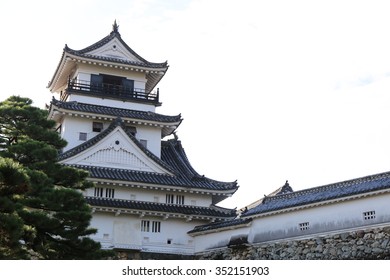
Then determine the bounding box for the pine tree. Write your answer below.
[0,157,30,259]
[0,96,111,259]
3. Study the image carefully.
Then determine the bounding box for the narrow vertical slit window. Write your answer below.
[152,221,161,233]
[105,188,115,198]
[141,220,150,232]
[176,195,185,205]
[166,194,174,204]
[94,187,103,197]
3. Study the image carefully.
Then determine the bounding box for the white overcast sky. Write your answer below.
[1,0,390,209]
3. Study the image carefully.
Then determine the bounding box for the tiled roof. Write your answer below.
[74,164,237,192]
[188,218,252,234]
[48,23,168,94]
[64,28,167,69]
[86,196,236,218]
[51,99,182,124]
[59,118,238,193]
[242,171,390,217]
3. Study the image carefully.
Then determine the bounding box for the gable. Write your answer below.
[86,38,143,64]
[60,126,172,174]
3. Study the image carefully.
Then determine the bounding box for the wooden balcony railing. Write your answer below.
[63,79,160,104]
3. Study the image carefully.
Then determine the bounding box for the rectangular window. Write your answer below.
[140,139,147,148]
[105,188,115,198]
[152,221,161,233]
[166,194,185,205]
[141,220,150,232]
[130,194,136,200]
[166,194,174,204]
[154,196,159,203]
[363,211,376,220]
[92,122,103,132]
[176,195,185,205]
[299,222,310,231]
[79,132,87,141]
[125,126,137,136]
[94,187,103,197]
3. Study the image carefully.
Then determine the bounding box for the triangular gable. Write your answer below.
[85,37,143,64]
[60,126,173,175]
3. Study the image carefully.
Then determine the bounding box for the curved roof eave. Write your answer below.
[86,196,236,218]
[50,98,182,126]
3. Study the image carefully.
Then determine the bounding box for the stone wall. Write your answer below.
[198,226,390,260]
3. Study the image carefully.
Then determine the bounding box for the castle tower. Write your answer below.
[47,22,238,258]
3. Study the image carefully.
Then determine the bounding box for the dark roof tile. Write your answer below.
[242,171,390,217]
[51,99,182,123]
[86,196,236,218]
[188,218,252,234]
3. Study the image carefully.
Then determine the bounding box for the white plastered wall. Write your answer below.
[247,192,390,244]
[85,186,213,207]
[90,212,209,255]
[61,115,162,157]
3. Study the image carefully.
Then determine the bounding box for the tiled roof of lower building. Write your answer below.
[242,171,390,217]
[187,218,252,234]
[86,196,236,218]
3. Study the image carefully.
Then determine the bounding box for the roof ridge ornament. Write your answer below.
[112,20,119,34]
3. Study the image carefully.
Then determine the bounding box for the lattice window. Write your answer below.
[363,211,376,220]
[105,188,115,198]
[176,195,185,205]
[166,194,174,204]
[141,220,161,233]
[152,221,161,233]
[141,220,150,232]
[94,187,103,197]
[299,222,310,231]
